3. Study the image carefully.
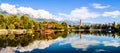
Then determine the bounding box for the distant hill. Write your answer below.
[0,12,93,25]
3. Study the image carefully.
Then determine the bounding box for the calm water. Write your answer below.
[0,32,120,53]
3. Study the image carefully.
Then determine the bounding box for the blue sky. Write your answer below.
[0,0,120,23]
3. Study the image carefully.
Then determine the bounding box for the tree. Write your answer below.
[39,22,43,29]
[20,15,30,29]
[33,21,40,30]
[0,14,4,24]
[28,21,34,29]
[8,24,15,29]
[61,22,67,29]
[0,23,6,29]
[20,15,29,21]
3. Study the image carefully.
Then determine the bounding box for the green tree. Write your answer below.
[33,21,40,30]
[61,22,67,29]
[0,14,4,24]
[8,24,15,29]
[0,23,6,29]
[20,15,30,29]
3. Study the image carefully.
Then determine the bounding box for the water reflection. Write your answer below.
[0,32,120,53]
[17,37,64,52]
[103,40,120,47]
[71,39,100,51]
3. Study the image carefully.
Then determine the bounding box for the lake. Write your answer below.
[0,31,120,53]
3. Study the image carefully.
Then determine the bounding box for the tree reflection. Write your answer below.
[71,31,120,39]
[0,31,120,47]
[0,31,68,47]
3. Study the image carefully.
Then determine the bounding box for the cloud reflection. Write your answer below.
[103,40,120,47]
[17,40,52,52]
[0,35,120,53]
[17,37,64,52]
[0,37,64,53]
[59,35,100,50]
[0,47,16,53]
[71,39,100,50]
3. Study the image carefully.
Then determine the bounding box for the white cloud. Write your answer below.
[102,10,120,18]
[0,3,17,14]
[92,3,110,9]
[0,3,63,21]
[0,3,119,22]
[71,7,100,19]
[17,7,53,19]
[59,7,100,21]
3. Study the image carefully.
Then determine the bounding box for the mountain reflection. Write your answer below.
[0,32,120,53]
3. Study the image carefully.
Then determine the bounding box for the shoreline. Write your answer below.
[0,29,33,35]
[0,29,120,35]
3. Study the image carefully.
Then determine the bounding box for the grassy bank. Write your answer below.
[0,29,33,35]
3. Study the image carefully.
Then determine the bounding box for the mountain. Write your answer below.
[0,12,93,25]
[35,18,92,25]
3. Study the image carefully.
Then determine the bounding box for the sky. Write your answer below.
[0,0,120,24]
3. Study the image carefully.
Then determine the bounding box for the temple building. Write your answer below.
[80,19,82,26]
